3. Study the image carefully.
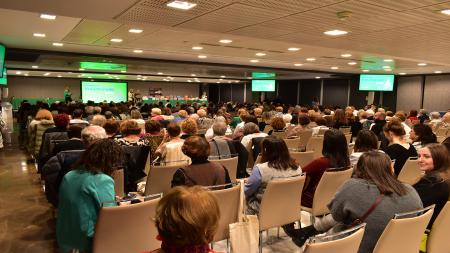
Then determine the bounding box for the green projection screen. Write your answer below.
[81,81,127,103]
[359,74,394,91]
[0,44,5,78]
[0,68,7,85]
[252,80,276,92]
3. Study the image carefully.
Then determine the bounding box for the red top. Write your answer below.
[301,157,331,207]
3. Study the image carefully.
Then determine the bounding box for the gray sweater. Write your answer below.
[328,178,423,253]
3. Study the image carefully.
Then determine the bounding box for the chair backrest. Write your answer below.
[144,163,188,195]
[40,131,68,159]
[373,205,435,253]
[306,135,324,159]
[339,127,351,134]
[93,196,162,253]
[284,138,301,150]
[344,133,352,144]
[317,128,328,136]
[112,169,125,198]
[263,125,273,134]
[299,129,313,150]
[435,127,449,137]
[310,168,353,216]
[271,131,287,139]
[254,154,262,165]
[259,176,306,231]
[304,223,366,253]
[427,201,450,253]
[397,157,424,185]
[210,156,239,182]
[211,184,241,242]
[290,151,314,168]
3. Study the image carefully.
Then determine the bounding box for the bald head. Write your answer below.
[81,125,107,145]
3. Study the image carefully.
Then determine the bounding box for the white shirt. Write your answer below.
[205,126,232,140]
[241,132,268,148]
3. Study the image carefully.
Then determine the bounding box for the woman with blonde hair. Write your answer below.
[150,186,220,253]
[28,109,54,156]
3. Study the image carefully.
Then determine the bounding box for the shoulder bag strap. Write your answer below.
[349,193,384,228]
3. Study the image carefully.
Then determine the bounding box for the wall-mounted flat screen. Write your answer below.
[359,74,394,91]
[0,44,5,78]
[0,68,7,85]
[252,80,275,92]
[81,81,127,103]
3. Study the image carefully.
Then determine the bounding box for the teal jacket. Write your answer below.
[56,169,116,252]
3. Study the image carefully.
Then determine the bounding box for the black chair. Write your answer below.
[121,146,150,193]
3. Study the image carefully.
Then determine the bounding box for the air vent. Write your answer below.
[6,50,41,62]
[247,48,265,51]
[224,45,244,49]
[267,50,283,53]
[200,43,221,47]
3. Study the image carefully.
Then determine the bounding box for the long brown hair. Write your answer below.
[322,129,350,168]
[261,136,298,170]
[424,143,450,180]
[355,151,407,195]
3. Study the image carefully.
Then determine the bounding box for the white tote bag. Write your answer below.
[229,180,259,253]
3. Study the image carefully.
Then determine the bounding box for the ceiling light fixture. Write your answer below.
[32,65,39,69]
[255,52,266,56]
[331,66,339,70]
[121,70,126,73]
[219,39,232,44]
[220,75,226,78]
[191,74,196,76]
[440,9,450,15]
[110,38,123,43]
[306,58,316,61]
[167,0,197,10]
[384,68,392,71]
[341,53,352,58]
[382,65,391,69]
[324,30,348,36]
[79,68,85,71]
[187,80,192,82]
[40,14,56,20]
[399,73,406,75]
[16,71,22,75]
[192,46,203,50]
[294,63,303,66]
[434,70,442,74]
[33,33,46,38]
[288,47,300,51]
[198,55,207,59]
[250,59,259,63]
[348,62,357,65]
[315,76,321,79]
[384,59,394,62]
[157,72,164,75]
[128,28,143,33]
[43,72,51,76]
[52,42,64,47]
[133,49,143,53]
[418,63,427,66]
[362,69,370,72]
[57,75,62,78]
[24,73,29,76]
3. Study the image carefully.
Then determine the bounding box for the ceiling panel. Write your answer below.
[237,0,348,13]
[62,20,121,44]
[357,0,449,11]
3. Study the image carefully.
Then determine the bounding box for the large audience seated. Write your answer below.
[15,98,450,252]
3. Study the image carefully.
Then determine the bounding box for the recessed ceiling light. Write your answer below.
[362,69,370,72]
[306,58,316,61]
[399,73,406,75]
[324,30,348,36]
[216,81,221,83]
[191,74,196,76]
[250,59,259,63]
[219,39,232,44]
[418,63,427,66]
[57,75,62,78]
[79,68,85,71]
[219,79,223,81]
[315,76,321,79]
[110,38,123,43]
[33,33,46,38]
[434,70,442,74]
[288,47,300,51]
[341,53,352,58]
[440,9,450,15]
[167,0,197,10]
[43,72,51,76]
[294,63,303,66]
[24,73,29,76]
[133,49,143,53]
[382,65,391,69]
[220,75,226,78]
[157,72,164,75]
[52,42,64,47]
[331,66,339,70]
[32,65,39,69]
[348,62,357,65]
[16,71,22,75]
[128,28,143,33]
[187,80,192,82]
[384,68,392,71]
[192,46,203,50]
[384,59,394,62]
[198,55,207,59]
[40,14,56,20]
[255,52,266,56]
[120,70,126,73]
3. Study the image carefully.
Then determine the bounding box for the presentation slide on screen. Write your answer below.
[252,80,276,92]
[359,75,394,91]
[81,81,127,103]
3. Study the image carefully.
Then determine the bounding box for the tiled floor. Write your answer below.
[0,138,306,253]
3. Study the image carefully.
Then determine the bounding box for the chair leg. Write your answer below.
[226,239,230,253]
[309,214,315,226]
[259,231,263,253]
[277,227,280,238]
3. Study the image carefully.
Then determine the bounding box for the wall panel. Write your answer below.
[322,79,348,108]
[423,75,450,112]
[396,76,422,112]
[299,79,321,106]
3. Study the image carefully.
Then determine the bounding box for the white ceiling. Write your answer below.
[1,0,450,77]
